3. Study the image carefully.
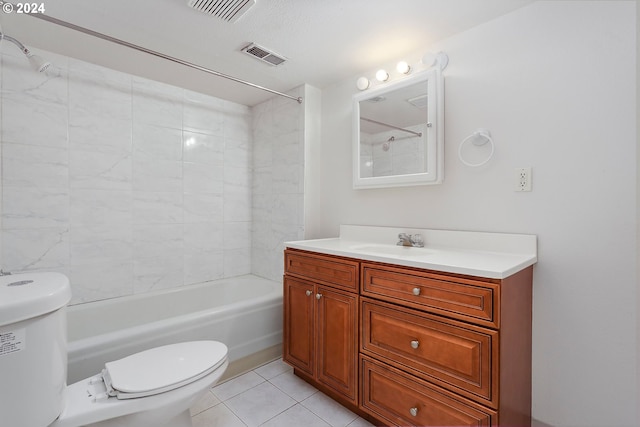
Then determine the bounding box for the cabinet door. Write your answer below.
[316,285,359,404]
[283,277,315,375]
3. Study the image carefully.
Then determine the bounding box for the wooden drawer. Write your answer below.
[361,298,498,407]
[361,356,495,427]
[361,263,499,327]
[285,249,359,291]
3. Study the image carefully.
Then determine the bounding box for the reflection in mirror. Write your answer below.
[353,68,443,189]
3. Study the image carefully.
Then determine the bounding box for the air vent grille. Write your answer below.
[187,0,256,22]
[241,43,286,66]
[407,94,428,109]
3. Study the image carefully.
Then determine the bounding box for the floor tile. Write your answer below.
[261,403,331,427]
[254,358,292,380]
[347,416,376,427]
[225,381,296,427]
[191,403,247,427]
[269,370,319,402]
[302,392,359,427]
[190,389,221,416]
[191,363,370,427]
[212,371,266,401]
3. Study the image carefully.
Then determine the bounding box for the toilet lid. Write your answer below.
[103,341,228,399]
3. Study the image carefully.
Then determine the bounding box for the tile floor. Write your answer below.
[190,358,375,427]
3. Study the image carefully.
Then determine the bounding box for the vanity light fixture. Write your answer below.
[396,61,411,75]
[375,69,389,82]
[356,76,370,91]
[356,51,448,91]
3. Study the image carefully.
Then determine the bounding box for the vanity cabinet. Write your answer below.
[283,250,360,405]
[283,247,533,427]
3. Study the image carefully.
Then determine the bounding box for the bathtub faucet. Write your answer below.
[397,233,424,247]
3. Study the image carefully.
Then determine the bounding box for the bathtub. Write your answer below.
[66,274,283,383]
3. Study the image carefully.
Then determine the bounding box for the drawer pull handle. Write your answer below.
[412,287,421,296]
[305,290,312,296]
[409,407,418,417]
[316,293,322,300]
[410,340,420,349]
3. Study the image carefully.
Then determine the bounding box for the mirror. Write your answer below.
[352,68,443,189]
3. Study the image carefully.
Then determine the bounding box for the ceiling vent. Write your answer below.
[241,43,287,66]
[407,94,428,110]
[187,0,256,22]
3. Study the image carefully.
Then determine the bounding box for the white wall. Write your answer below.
[314,2,637,426]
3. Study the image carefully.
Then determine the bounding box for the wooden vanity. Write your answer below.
[282,226,536,427]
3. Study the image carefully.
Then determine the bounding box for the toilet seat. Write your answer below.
[101,341,227,400]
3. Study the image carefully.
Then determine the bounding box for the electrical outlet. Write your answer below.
[515,167,532,192]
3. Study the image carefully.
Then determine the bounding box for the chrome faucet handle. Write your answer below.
[412,234,424,247]
[397,233,412,246]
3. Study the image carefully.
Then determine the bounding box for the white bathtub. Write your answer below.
[66,274,283,383]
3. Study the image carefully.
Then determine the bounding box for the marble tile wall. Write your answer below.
[251,86,305,281]
[0,48,255,304]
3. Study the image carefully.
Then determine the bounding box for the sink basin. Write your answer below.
[348,244,433,258]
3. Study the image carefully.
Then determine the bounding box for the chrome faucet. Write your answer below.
[397,233,424,247]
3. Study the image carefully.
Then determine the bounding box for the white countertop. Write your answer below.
[285,225,537,279]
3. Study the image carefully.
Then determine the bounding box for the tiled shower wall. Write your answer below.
[0,47,304,303]
[251,86,306,281]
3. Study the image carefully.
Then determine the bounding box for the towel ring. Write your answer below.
[458,129,494,167]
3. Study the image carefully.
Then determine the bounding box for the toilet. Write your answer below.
[0,272,228,427]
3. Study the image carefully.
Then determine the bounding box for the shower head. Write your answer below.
[0,31,51,72]
[27,53,51,72]
[382,136,395,152]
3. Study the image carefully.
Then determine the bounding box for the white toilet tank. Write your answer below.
[0,272,72,427]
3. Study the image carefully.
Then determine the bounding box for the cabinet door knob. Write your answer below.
[305,290,312,296]
[409,407,418,417]
[410,340,420,349]
[412,287,421,296]
[316,293,322,300]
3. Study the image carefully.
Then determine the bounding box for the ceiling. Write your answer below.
[0,0,535,106]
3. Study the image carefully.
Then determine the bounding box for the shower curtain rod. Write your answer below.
[25,10,303,104]
[386,134,419,143]
[360,117,423,137]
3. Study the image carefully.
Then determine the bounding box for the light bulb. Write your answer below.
[375,69,389,82]
[356,77,370,90]
[396,61,411,74]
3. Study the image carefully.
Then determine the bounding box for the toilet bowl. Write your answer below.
[0,272,228,427]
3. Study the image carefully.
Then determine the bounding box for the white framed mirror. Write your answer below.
[352,68,444,189]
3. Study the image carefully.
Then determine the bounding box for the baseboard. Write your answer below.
[532,418,555,427]
[219,344,282,382]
